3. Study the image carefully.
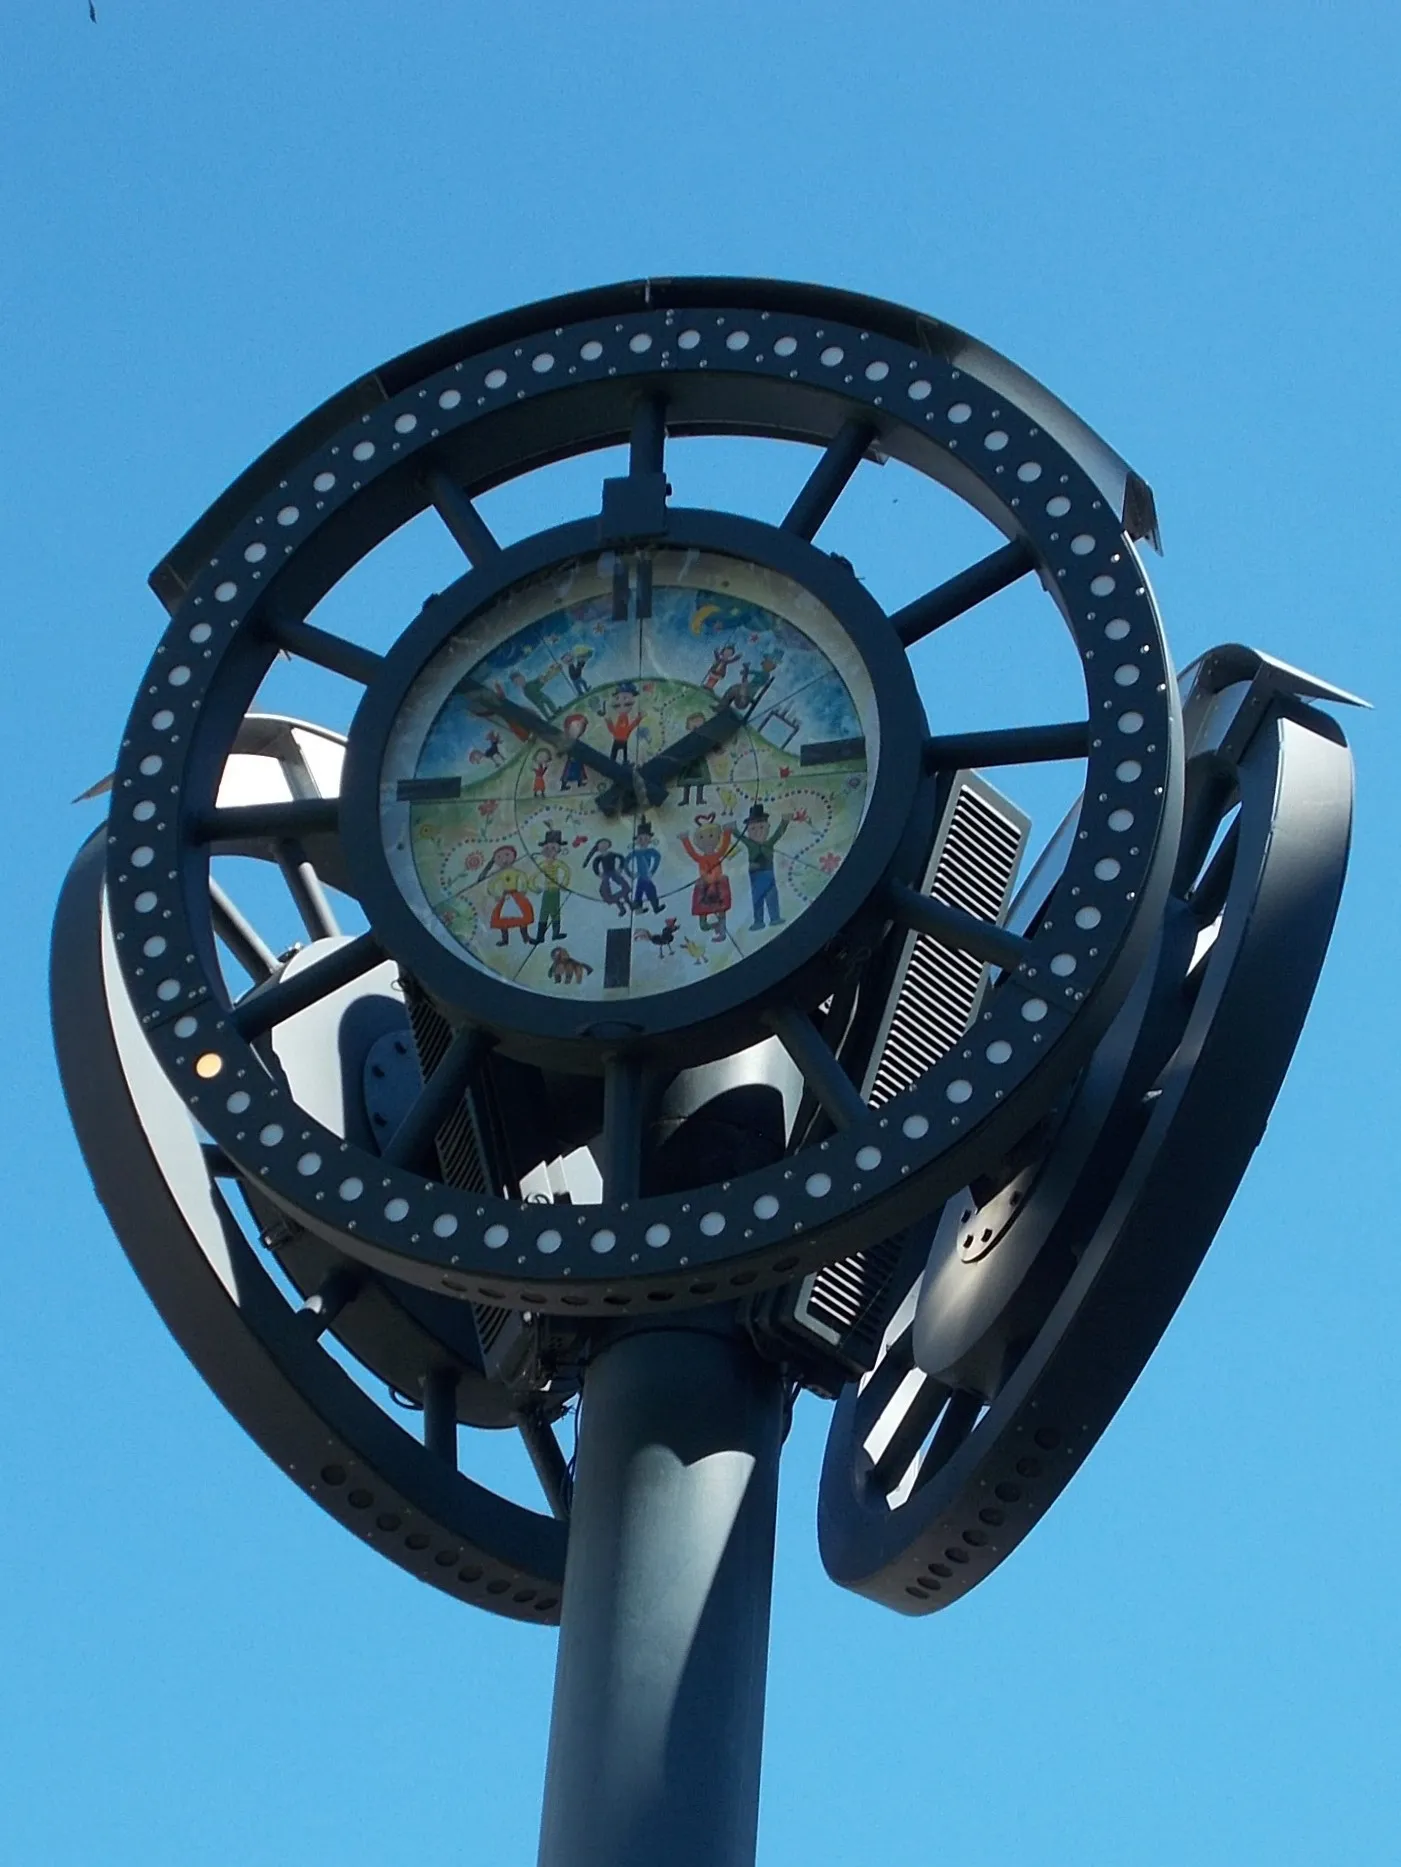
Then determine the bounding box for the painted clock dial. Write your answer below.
[378,548,879,1004]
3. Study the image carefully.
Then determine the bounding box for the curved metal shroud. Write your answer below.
[818,649,1356,1613]
[52,831,567,1623]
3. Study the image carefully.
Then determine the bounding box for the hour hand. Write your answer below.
[597,701,750,814]
[598,705,744,816]
[644,704,746,790]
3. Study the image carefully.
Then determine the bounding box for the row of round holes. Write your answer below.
[903,1431,1063,1599]
[122,344,1162,1257]
[119,385,1159,1325]
[318,1467,556,1608]
[203,428,1120,613]
[199,333,1128,631]
[138,969,1005,1261]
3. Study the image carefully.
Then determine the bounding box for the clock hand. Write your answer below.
[598,705,745,815]
[461,683,622,797]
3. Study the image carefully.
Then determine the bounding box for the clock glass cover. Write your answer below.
[378,549,879,1003]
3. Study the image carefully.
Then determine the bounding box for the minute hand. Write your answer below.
[599,705,745,815]
[461,683,619,787]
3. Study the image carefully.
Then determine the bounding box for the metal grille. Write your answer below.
[403,990,490,1194]
[796,1233,911,1354]
[863,774,1030,1107]
[401,989,521,1375]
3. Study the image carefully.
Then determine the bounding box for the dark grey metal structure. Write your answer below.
[52,280,1358,1867]
[818,647,1359,1611]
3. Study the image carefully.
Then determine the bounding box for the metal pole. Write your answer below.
[537,1319,784,1867]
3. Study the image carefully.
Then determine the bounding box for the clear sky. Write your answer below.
[4,5,1398,1863]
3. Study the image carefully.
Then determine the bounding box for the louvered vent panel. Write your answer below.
[799,1233,910,1351]
[864,775,1030,1108]
[401,989,519,1376]
[403,990,489,1195]
[473,1304,513,1356]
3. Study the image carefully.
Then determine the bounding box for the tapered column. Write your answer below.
[537,1320,784,1867]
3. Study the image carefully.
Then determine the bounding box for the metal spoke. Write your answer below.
[1187,817,1240,928]
[913,1387,982,1484]
[275,840,341,942]
[208,878,278,981]
[887,880,1036,973]
[381,1023,487,1173]
[201,1141,239,1179]
[869,1373,953,1495]
[229,930,383,1039]
[630,394,667,478]
[261,611,384,686]
[424,467,502,566]
[769,1006,867,1131]
[422,1364,460,1467]
[600,1056,646,1201]
[923,720,1091,772]
[194,797,340,845]
[852,1328,916,1441]
[517,1408,573,1520]
[782,418,877,541]
[296,1265,362,1339]
[891,539,1036,648]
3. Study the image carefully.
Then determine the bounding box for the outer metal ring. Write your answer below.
[103,279,1181,1310]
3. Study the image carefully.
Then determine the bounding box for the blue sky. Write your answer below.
[4,5,1398,1862]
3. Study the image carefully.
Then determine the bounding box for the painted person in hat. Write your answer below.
[626,818,662,914]
[531,827,570,945]
[729,801,793,930]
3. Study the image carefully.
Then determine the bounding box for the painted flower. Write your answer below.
[819,851,842,874]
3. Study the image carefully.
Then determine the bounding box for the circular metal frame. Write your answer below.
[341,510,925,1062]
[54,830,569,1622]
[817,650,1355,1613]
[103,278,1181,1311]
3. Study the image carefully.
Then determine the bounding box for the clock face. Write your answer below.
[377,548,879,1005]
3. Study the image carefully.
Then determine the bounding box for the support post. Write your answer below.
[536,1321,784,1867]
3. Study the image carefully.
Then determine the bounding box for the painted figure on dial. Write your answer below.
[731,803,795,930]
[558,713,593,792]
[485,845,535,947]
[703,642,741,691]
[681,814,735,944]
[627,819,663,914]
[583,837,632,917]
[677,712,713,806]
[511,665,561,718]
[604,683,644,765]
[564,644,593,696]
[531,828,570,945]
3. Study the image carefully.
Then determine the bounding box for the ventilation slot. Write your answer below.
[401,988,524,1375]
[864,774,1030,1107]
[797,1233,911,1354]
[403,989,489,1195]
